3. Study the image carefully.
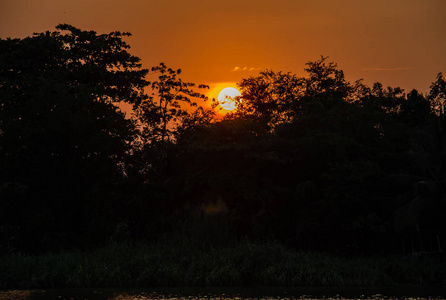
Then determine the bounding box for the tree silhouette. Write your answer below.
[0,24,149,252]
[236,70,304,128]
[2,23,445,256]
[170,57,446,253]
[136,63,211,144]
[428,72,446,115]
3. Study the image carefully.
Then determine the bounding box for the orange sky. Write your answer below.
[1,0,445,106]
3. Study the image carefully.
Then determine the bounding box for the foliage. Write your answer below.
[171,56,446,255]
[428,72,446,115]
[234,56,352,129]
[135,63,212,144]
[1,241,445,289]
[0,24,149,252]
[235,70,303,128]
[1,24,446,261]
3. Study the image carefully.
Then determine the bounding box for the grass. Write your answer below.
[0,240,445,289]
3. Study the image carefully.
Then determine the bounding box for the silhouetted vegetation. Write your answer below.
[1,25,446,288]
[1,240,445,289]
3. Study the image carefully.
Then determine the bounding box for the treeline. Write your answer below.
[1,25,446,255]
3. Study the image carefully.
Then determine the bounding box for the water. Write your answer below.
[1,287,444,300]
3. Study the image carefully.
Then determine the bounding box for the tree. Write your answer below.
[136,63,211,144]
[172,57,444,253]
[0,24,149,252]
[428,72,446,115]
[133,62,213,185]
[235,56,354,130]
[236,70,304,128]
[302,56,352,101]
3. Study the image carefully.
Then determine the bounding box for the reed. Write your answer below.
[1,241,444,289]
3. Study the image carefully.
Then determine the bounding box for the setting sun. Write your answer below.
[218,87,241,111]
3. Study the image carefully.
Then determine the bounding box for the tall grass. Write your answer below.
[1,240,445,289]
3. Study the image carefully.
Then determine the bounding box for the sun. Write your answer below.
[218,87,241,111]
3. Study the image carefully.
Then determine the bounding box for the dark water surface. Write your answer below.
[1,287,445,300]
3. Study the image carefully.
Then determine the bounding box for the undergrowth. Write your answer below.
[1,240,445,289]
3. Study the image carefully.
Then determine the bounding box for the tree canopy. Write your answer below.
[0,24,150,251]
[1,25,445,256]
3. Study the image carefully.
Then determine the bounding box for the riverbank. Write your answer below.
[1,241,445,289]
[1,286,446,300]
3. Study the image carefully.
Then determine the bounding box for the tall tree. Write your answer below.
[235,56,353,130]
[236,70,304,128]
[136,63,211,144]
[133,62,213,184]
[428,72,446,116]
[0,24,149,252]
